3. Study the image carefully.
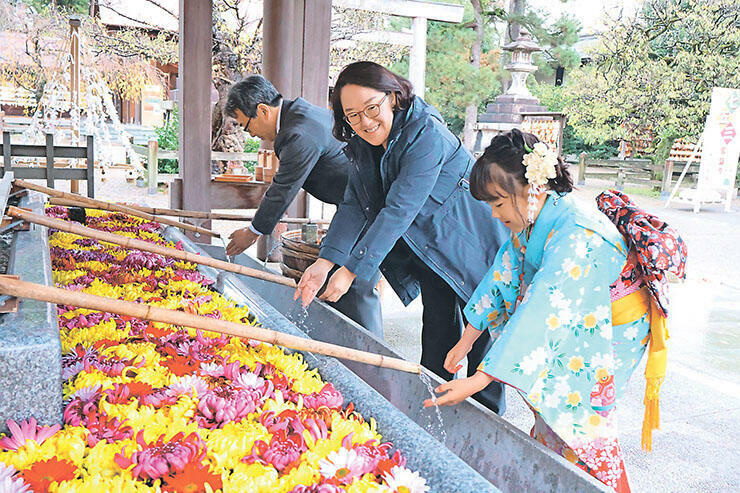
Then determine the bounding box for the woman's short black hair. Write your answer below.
[225,75,282,118]
[331,61,414,142]
[470,128,573,202]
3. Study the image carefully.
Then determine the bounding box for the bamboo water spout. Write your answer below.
[6,206,296,288]
[46,198,332,225]
[0,276,421,374]
[14,179,219,237]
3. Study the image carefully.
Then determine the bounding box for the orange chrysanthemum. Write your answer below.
[20,458,77,491]
[161,356,199,377]
[145,322,173,339]
[126,382,154,399]
[162,462,223,493]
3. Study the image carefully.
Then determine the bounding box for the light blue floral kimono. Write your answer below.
[465,193,650,492]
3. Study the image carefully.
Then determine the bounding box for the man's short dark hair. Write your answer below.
[225,75,282,118]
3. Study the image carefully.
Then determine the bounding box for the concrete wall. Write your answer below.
[0,191,62,433]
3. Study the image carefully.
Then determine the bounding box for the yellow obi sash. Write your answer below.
[611,286,669,452]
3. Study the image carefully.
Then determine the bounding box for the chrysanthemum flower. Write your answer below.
[167,375,209,399]
[318,447,364,485]
[0,463,30,493]
[195,383,271,429]
[18,458,77,491]
[0,418,61,451]
[161,461,223,493]
[13,207,432,490]
[114,431,207,481]
[382,465,430,493]
[244,430,305,472]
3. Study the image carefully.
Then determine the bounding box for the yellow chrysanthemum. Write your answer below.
[64,370,125,397]
[329,415,380,447]
[300,437,342,466]
[0,439,55,470]
[206,421,270,472]
[276,461,321,492]
[224,462,279,492]
[53,269,88,286]
[346,473,388,493]
[261,392,299,415]
[78,439,134,479]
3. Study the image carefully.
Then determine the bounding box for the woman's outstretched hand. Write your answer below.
[422,371,494,408]
[443,340,473,374]
[319,266,356,302]
[294,259,334,307]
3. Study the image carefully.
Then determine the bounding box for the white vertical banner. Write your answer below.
[696,87,740,201]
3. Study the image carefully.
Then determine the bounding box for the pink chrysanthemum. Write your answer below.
[0,418,61,451]
[0,463,30,493]
[243,430,305,472]
[167,375,210,398]
[114,431,207,481]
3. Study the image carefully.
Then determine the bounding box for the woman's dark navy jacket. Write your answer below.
[319,96,508,306]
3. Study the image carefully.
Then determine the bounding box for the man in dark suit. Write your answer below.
[224,75,383,337]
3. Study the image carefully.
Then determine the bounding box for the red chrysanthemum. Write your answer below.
[161,355,200,377]
[19,458,77,490]
[162,462,223,493]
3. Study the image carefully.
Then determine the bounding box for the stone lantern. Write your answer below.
[472,28,547,152]
[502,28,541,99]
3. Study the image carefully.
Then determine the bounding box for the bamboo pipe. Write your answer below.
[47,198,332,225]
[14,179,219,238]
[6,206,297,288]
[0,276,421,374]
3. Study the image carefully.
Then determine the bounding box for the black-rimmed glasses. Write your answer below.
[344,93,389,125]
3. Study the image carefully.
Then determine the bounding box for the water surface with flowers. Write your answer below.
[0,206,430,493]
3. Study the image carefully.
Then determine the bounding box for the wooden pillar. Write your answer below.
[176,0,212,226]
[263,0,296,105]
[301,0,332,107]
[86,135,94,198]
[45,133,54,189]
[409,16,427,99]
[69,17,81,194]
[260,0,329,260]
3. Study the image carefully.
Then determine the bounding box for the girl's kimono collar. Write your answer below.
[515,192,568,269]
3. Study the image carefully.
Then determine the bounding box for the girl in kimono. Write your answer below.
[424,129,673,492]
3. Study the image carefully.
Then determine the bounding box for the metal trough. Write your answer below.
[0,194,494,492]
[165,228,608,493]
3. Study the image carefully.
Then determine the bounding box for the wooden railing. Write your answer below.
[132,141,258,194]
[0,131,95,197]
[569,152,699,196]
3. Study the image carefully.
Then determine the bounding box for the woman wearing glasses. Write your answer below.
[294,61,509,413]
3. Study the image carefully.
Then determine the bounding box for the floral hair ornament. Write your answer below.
[522,141,558,223]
